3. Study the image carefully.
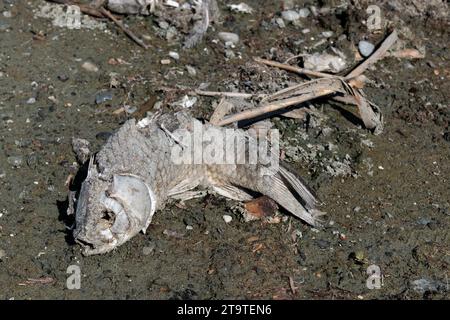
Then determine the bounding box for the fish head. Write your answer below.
[73,159,156,255]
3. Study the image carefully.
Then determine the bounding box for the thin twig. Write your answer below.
[254,57,333,78]
[99,7,150,49]
[262,77,340,103]
[283,53,307,64]
[289,276,298,295]
[345,30,398,79]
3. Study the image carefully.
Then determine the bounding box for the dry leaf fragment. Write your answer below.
[244,196,278,219]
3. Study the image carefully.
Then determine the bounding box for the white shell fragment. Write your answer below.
[164,0,180,8]
[173,95,197,109]
[228,3,254,14]
[81,61,99,72]
[169,51,180,60]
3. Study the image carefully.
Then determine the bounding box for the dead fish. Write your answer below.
[72,112,324,255]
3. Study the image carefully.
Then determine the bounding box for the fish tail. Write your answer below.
[256,165,325,226]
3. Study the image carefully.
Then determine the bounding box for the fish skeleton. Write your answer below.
[73,112,324,255]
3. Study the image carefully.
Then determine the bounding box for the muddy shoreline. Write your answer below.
[0,0,448,299]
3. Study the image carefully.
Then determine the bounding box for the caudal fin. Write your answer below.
[258,165,325,226]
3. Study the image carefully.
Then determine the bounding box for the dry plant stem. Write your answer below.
[193,90,254,99]
[212,31,398,128]
[216,81,343,126]
[345,30,398,79]
[283,53,307,64]
[331,94,358,105]
[254,57,333,78]
[263,77,342,103]
[282,108,308,120]
[261,82,311,104]
[210,98,234,125]
[99,7,150,49]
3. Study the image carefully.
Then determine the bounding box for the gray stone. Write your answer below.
[281,10,299,22]
[95,91,113,105]
[358,40,375,57]
[0,19,10,31]
[218,32,239,44]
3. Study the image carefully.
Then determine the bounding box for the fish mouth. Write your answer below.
[73,172,157,255]
[74,194,131,255]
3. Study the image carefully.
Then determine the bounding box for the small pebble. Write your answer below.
[161,59,171,65]
[0,248,6,261]
[165,0,179,8]
[57,74,69,82]
[169,51,179,60]
[3,11,12,18]
[158,20,169,30]
[223,215,232,223]
[186,65,197,76]
[281,10,300,22]
[81,61,99,72]
[228,3,253,14]
[298,8,311,18]
[218,32,239,45]
[224,49,236,59]
[275,18,285,28]
[0,19,10,31]
[417,217,432,226]
[26,97,36,104]
[124,105,137,114]
[95,91,113,104]
[358,40,375,57]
